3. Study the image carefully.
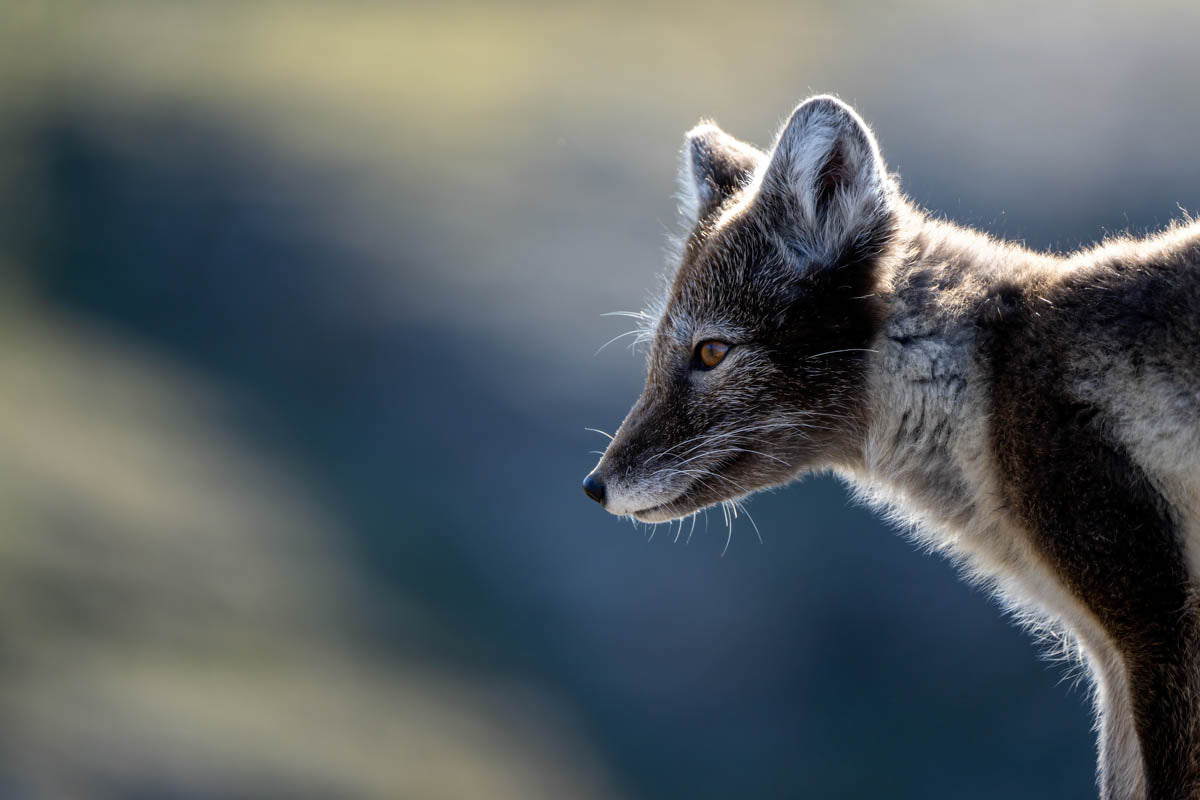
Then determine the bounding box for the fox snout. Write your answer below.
[581,436,676,520]
[582,406,704,521]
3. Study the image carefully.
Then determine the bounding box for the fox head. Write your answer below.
[583,96,901,522]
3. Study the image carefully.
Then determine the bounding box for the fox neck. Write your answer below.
[837,206,1049,537]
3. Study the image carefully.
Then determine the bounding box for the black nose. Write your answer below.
[582,472,606,505]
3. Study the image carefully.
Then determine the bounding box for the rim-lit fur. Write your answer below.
[588,94,1200,799]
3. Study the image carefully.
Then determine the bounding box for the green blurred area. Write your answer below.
[2,1,1199,797]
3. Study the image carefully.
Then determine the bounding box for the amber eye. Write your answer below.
[696,340,730,369]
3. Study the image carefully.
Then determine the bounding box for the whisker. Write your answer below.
[721,500,734,557]
[584,427,615,441]
[735,499,763,545]
[805,347,878,360]
[651,466,750,496]
[674,446,787,468]
[663,421,814,461]
[594,329,644,356]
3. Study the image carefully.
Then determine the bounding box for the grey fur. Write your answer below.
[585,95,1200,799]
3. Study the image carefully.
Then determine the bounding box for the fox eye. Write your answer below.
[695,340,730,369]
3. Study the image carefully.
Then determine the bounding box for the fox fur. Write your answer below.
[584,95,1200,799]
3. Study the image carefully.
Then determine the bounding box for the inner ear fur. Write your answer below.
[680,122,764,224]
[761,95,896,265]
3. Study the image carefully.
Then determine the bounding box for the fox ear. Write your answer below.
[761,95,895,263]
[679,122,764,224]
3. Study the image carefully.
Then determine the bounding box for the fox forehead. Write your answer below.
[657,219,799,344]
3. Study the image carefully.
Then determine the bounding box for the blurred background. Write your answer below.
[3,1,1200,797]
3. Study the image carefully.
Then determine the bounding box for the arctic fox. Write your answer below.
[583,95,1200,799]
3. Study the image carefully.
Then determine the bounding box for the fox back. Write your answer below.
[584,95,1200,800]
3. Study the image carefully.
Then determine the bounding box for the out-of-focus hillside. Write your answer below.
[0,281,618,798]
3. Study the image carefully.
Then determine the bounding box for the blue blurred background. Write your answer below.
[4,1,1200,797]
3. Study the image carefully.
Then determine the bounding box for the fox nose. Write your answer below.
[581,472,606,506]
